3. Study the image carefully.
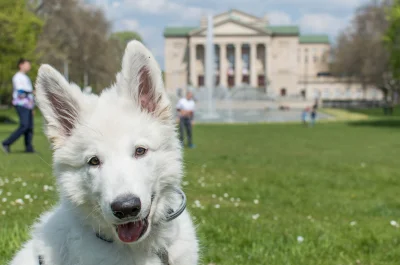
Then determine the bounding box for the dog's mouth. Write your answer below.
[114,216,149,243]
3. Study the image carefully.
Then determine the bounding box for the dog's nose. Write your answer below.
[110,194,141,219]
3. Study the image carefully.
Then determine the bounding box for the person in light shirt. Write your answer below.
[176,91,195,148]
[2,58,35,153]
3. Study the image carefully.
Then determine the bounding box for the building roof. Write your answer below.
[267,26,300,35]
[299,35,330,44]
[163,27,330,44]
[163,27,197,37]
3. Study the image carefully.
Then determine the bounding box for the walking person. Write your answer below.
[2,58,35,153]
[176,91,195,148]
[310,105,317,127]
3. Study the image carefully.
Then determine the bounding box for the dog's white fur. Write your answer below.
[9,41,198,265]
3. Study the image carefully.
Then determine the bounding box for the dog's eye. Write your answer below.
[88,156,100,166]
[135,147,147,157]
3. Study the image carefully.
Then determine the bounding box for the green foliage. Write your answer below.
[385,0,400,79]
[111,31,143,47]
[2,109,400,264]
[0,0,43,105]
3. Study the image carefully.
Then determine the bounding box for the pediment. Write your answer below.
[191,19,269,36]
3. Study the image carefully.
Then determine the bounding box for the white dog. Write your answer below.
[9,41,198,265]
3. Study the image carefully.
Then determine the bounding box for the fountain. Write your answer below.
[201,15,220,120]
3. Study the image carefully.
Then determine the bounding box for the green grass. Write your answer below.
[1,109,400,265]
[348,105,400,117]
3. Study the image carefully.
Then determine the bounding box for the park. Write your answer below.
[2,0,400,265]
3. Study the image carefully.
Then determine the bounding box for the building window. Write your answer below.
[300,89,306,98]
[258,75,265,87]
[280,88,287,97]
[198,75,204,87]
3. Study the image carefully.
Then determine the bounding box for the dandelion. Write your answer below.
[43,185,49,191]
[24,194,31,200]
[297,236,304,243]
[1,210,5,215]
[390,220,399,227]
[234,202,239,207]
[230,198,235,202]
[219,197,223,201]
[22,182,27,187]
[211,194,216,198]
[6,192,11,196]
[224,193,228,198]
[252,214,260,220]
[2,198,7,203]
[44,200,48,205]
[215,204,220,209]
[253,199,259,204]
[15,199,24,205]
[350,221,357,226]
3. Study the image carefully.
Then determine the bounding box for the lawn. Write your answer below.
[1,109,400,265]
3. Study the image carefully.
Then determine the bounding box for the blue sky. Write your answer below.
[85,0,366,69]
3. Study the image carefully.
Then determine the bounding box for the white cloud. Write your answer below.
[267,11,293,25]
[298,13,350,35]
[119,19,139,31]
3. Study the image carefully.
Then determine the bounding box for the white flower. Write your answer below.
[297,236,304,243]
[211,194,216,198]
[350,221,357,226]
[252,214,260,220]
[43,185,49,191]
[194,200,201,208]
[390,220,399,227]
[234,202,239,207]
[1,210,5,215]
[253,199,259,204]
[182,181,189,186]
[29,198,33,203]
[5,179,9,183]
[224,193,228,198]
[22,182,27,187]
[6,192,11,196]
[219,197,223,201]
[24,194,31,199]
[15,199,24,205]
[44,200,48,205]
[48,186,54,191]
[230,198,235,202]
[214,204,220,209]
[2,198,7,203]
[201,183,205,187]
[236,198,241,202]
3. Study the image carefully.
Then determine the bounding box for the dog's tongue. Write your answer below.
[117,221,144,243]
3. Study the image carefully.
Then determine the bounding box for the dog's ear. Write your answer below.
[35,64,82,148]
[117,40,171,121]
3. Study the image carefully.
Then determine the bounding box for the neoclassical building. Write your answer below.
[164,9,382,100]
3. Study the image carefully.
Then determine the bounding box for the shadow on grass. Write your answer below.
[0,115,17,124]
[348,119,400,128]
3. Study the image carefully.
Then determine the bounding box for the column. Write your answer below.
[190,43,197,87]
[265,45,269,94]
[219,43,227,87]
[250,43,257,87]
[235,43,242,86]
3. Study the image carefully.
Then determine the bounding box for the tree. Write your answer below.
[35,0,122,92]
[385,0,400,80]
[331,0,399,101]
[0,0,43,105]
[110,31,143,70]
